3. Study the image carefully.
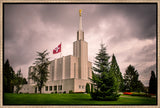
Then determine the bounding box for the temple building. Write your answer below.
[15,9,92,93]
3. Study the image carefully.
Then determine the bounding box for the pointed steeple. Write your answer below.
[73,9,89,80]
[77,9,84,40]
[79,9,83,31]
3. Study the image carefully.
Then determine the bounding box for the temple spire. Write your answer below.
[79,9,83,31]
[77,9,84,40]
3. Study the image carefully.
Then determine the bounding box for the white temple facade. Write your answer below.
[15,10,92,93]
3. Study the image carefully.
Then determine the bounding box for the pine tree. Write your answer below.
[3,59,15,93]
[124,65,144,92]
[110,54,123,92]
[91,44,120,101]
[149,71,157,94]
[30,50,50,94]
[93,44,110,73]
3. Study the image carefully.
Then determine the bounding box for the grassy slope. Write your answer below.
[3,93,157,105]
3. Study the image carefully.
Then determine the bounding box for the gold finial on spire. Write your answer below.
[79,9,82,16]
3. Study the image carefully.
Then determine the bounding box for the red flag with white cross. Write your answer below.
[53,43,61,54]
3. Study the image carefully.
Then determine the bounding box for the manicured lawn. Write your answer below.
[3,93,157,105]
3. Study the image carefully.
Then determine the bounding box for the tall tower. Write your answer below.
[73,9,88,80]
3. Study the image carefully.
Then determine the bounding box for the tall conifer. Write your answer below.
[110,54,123,92]
[91,44,120,101]
[149,71,157,94]
[4,59,15,93]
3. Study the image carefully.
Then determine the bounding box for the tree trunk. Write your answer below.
[40,88,41,94]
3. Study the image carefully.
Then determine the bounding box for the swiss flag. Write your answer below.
[53,43,61,54]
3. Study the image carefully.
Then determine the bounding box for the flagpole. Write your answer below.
[60,42,62,93]
[60,42,62,58]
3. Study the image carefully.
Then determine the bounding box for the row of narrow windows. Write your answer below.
[23,85,85,92]
[45,85,62,91]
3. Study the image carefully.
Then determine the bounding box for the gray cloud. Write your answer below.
[139,63,156,86]
[98,4,156,43]
[125,41,156,63]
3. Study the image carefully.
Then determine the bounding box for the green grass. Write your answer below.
[3,93,157,105]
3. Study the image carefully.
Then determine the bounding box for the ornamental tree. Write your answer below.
[30,50,50,94]
[14,69,26,94]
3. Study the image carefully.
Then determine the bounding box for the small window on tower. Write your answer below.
[79,85,81,89]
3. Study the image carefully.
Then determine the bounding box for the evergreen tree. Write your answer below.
[3,59,15,93]
[124,65,144,92]
[149,71,157,94]
[93,44,110,73]
[136,80,144,92]
[110,54,123,92]
[30,50,50,94]
[86,83,90,93]
[91,44,120,101]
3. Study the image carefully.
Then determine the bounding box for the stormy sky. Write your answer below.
[4,4,157,86]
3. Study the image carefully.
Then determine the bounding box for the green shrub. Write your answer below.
[90,91,120,101]
[69,90,73,94]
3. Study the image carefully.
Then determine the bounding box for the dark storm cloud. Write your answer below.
[4,4,71,65]
[95,4,156,43]
[28,4,156,42]
[37,4,98,33]
[4,5,36,65]
[4,4,57,67]
[112,4,156,37]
